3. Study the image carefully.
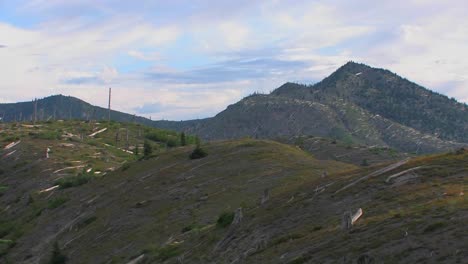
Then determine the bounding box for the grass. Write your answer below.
[144,244,181,262]
[423,221,447,233]
[271,233,304,246]
[0,185,8,196]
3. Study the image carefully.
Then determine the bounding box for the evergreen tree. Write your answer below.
[49,241,67,264]
[180,132,186,146]
[143,140,152,157]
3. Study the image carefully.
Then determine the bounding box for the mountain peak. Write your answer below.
[337,61,372,73]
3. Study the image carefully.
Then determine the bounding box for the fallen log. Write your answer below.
[38,185,59,193]
[53,165,86,174]
[351,208,363,225]
[88,128,107,137]
[335,158,410,194]
[385,166,426,183]
[3,140,21,150]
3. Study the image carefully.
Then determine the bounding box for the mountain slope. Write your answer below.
[155,62,467,153]
[1,122,466,263]
[0,125,355,263]
[282,62,468,143]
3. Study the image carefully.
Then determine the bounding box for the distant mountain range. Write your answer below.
[1,62,466,153]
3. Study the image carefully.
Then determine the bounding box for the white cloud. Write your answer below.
[1,0,467,123]
[128,50,161,61]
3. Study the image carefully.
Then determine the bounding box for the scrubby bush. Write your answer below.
[55,174,92,189]
[48,242,67,264]
[143,244,180,262]
[48,197,69,209]
[189,146,208,160]
[361,159,369,166]
[143,140,153,157]
[216,212,234,228]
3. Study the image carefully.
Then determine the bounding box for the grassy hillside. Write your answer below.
[0,122,354,263]
[0,121,466,263]
[276,135,407,166]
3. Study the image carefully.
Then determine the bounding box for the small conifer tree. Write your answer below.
[143,140,152,157]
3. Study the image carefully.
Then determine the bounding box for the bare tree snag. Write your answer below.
[342,211,352,230]
[261,188,270,205]
[233,207,243,225]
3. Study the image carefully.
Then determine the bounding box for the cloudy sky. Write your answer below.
[0,0,467,120]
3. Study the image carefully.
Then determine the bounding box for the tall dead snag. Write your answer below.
[232,207,243,225]
[342,208,363,230]
[260,188,270,205]
[342,211,352,230]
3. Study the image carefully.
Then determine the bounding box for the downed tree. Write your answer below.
[88,128,107,137]
[335,158,410,194]
[385,166,426,183]
[3,140,21,150]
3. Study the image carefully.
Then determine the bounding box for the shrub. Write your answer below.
[180,132,186,146]
[423,221,447,233]
[121,163,131,171]
[0,185,7,196]
[144,244,180,262]
[34,131,61,140]
[48,242,67,264]
[361,159,369,166]
[216,212,235,228]
[55,174,92,189]
[143,140,153,157]
[48,197,69,209]
[189,146,208,160]
[156,245,180,261]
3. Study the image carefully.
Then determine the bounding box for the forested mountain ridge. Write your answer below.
[273,62,468,143]
[154,62,468,153]
[1,62,466,154]
[0,95,154,126]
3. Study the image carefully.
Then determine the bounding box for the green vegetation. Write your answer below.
[180,132,186,146]
[144,244,181,262]
[32,131,61,140]
[423,221,447,233]
[143,140,153,157]
[48,242,67,264]
[189,146,208,159]
[47,197,69,209]
[361,159,369,166]
[55,174,92,189]
[0,185,7,196]
[216,211,235,228]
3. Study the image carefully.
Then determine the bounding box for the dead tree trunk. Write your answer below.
[342,211,352,230]
[233,207,243,225]
[261,188,270,205]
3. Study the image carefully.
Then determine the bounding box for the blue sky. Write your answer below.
[0,0,467,120]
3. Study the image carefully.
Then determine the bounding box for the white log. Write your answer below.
[3,140,21,150]
[38,185,59,193]
[3,150,17,158]
[53,165,86,174]
[385,166,425,183]
[88,128,107,137]
[351,208,363,225]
